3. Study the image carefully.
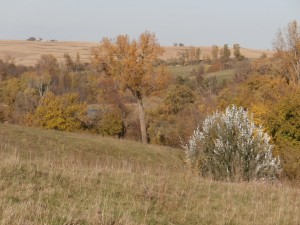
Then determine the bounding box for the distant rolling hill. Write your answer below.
[0,40,273,66]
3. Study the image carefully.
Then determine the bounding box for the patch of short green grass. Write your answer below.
[167,65,202,78]
[204,69,236,82]
[167,64,236,85]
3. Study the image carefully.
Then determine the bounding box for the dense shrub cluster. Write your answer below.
[0,21,299,181]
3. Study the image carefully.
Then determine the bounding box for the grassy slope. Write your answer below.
[205,69,236,82]
[168,64,235,84]
[0,124,300,225]
[0,124,183,170]
[167,65,202,78]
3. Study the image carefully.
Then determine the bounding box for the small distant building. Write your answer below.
[26,37,36,41]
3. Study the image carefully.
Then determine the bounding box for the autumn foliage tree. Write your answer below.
[147,84,199,146]
[28,54,60,98]
[220,44,231,63]
[35,54,59,76]
[266,89,300,179]
[273,20,300,85]
[211,45,219,61]
[34,92,85,131]
[233,44,244,61]
[177,47,201,65]
[92,31,168,143]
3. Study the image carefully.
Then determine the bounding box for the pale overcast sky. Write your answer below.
[0,0,299,49]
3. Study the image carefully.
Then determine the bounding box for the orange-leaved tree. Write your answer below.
[92,31,168,143]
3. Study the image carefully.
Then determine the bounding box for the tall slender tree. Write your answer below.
[220,44,231,62]
[92,31,168,143]
[211,45,219,61]
[273,20,300,85]
[233,44,242,59]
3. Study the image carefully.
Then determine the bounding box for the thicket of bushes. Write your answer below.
[0,21,299,181]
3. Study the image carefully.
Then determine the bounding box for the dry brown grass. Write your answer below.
[0,40,273,66]
[0,124,299,225]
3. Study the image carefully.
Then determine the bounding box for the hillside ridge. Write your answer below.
[0,40,273,66]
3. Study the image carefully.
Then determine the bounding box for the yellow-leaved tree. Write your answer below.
[34,92,86,131]
[92,31,168,143]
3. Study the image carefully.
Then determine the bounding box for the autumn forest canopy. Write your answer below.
[0,20,300,180]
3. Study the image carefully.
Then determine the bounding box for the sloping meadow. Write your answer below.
[0,124,299,224]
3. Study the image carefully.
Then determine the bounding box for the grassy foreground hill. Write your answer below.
[0,124,299,225]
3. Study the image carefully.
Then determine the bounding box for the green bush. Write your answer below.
[100,109,125,137]
[266,90,300,179]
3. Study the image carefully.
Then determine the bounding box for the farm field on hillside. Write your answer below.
[0,40,273,66]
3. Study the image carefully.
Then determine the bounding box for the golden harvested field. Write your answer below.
[0,40,95,66]
[163,46,273,60]
[0,40,273,66]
